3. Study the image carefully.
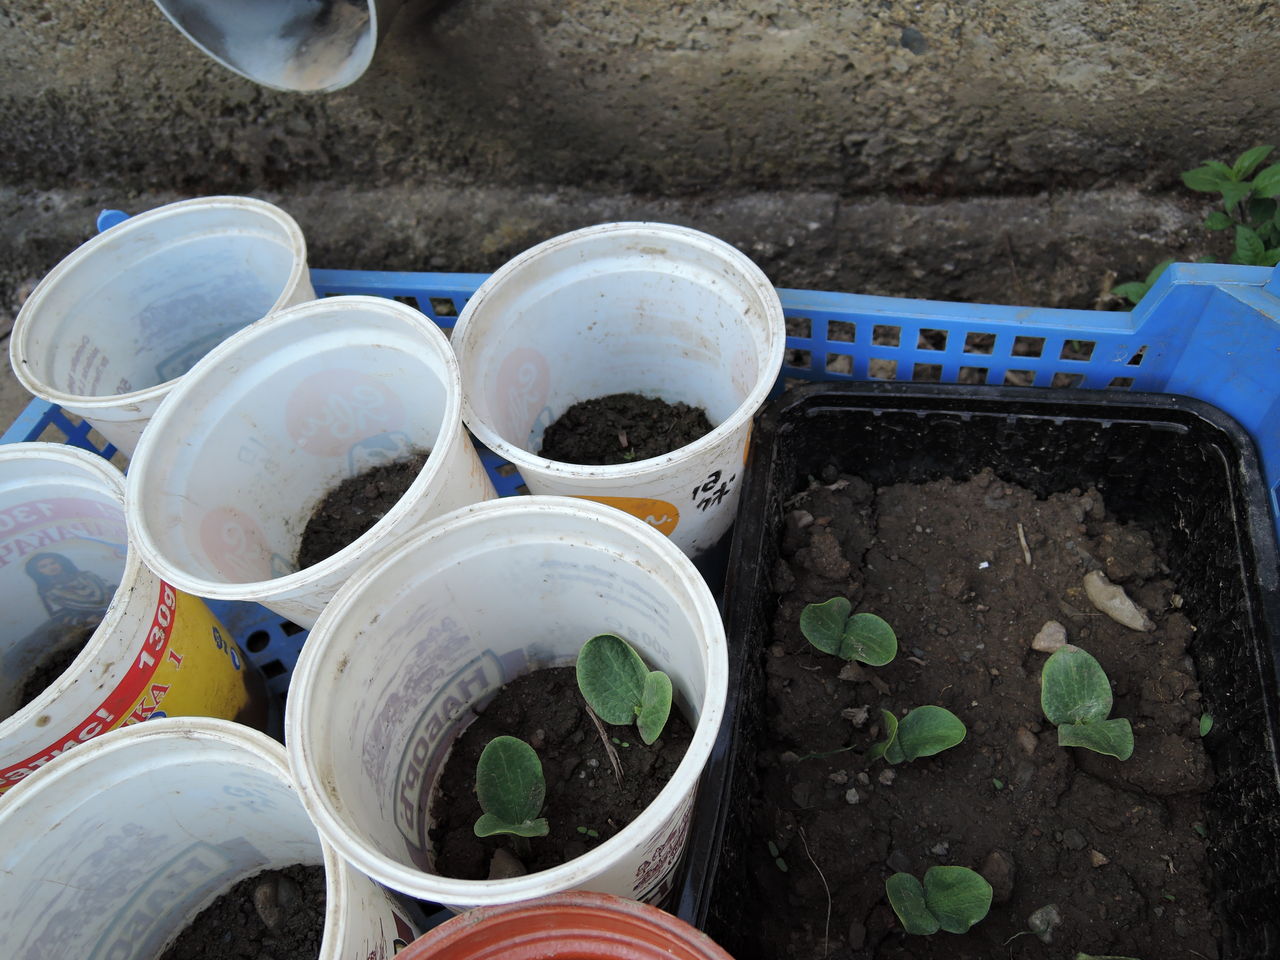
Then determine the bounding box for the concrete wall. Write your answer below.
[2,0,1276,322]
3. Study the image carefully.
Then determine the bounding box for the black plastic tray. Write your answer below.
[673,382,1280,959]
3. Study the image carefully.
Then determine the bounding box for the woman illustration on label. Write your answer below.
[24,552,117,627]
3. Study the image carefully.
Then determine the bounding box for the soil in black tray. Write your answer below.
[743,468,1215,960]
[297,451,428,569]
[157,863,326,960]
[538,393,713,465]
[430,666,693,879]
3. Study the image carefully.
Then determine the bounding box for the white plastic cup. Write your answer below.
[0,717,425,959]
[450,222,786,558]
[126,295,496,629]
[0,443,268,795]
[10,196,313,457]
[285,496,728,910]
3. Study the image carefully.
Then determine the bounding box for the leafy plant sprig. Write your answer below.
[1040,646,1134,760]
[1116,143,1280,304]
[576,633,673,745]
[885,866,993,935]
[800,597,897,666]
[473,736,549,839]
[869,705,967,764]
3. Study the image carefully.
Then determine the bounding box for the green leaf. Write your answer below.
[1144,259,1173,286]
[1110,281,1150,306]
[637,669,673,744]
[1247,197,1277,229]
[868,709,901,763]
[1263,249,1280,267]
[1058,718,1135,760]
[1199,713,1213,737]
[1234,225,1267,265]
[577,633,648,725]
[1204,210,1234,230]
[923,866,993,934]
[1181,163,1231,192]
[474,812,550,838]
[896,705,967,761]
[1253,162,1280,198]
[800,597,852,656]
[885,873,941,936]
[1041,647,1114,725]
[841,612,898,665]
[1234,144,1275,179]
[474,736,548,837]
[1221,180,1252,213]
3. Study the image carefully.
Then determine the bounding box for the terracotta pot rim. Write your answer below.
[399,891,734,960]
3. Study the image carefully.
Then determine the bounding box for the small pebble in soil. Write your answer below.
[1028,903,1063,944]
[877,769,896,786]
[844,788,860,805]
[1031,619,1068,652]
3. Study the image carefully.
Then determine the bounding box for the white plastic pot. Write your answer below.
[0,443,267,795]
[285,496,727,910]
[0,717,424,959]
[126,295,496,629]
[450,221,786,558]
[9,196,312,456]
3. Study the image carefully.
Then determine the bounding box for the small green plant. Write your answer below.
[885,865,993,935]
[576,633,673,745]
[799,597,897,666]
[1199,713,1213,737]
[1115,144,1280,304]
[868,705,967,764]
[1040,646,1134,760]
[575,825,600,838]
[473,736,549,838]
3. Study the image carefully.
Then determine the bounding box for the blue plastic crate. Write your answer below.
[5,257,1280,684]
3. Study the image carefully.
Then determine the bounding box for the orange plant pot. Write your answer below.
[399,891,734,960]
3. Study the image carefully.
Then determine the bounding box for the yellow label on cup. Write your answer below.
[573,496,680,536]
[0,583,259,792]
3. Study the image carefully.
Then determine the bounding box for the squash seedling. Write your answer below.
[885,865,992,935]
[473,736,549,839]
[1040,646,1134,761]
[800,597,897,666]
[577,633,673,745]
[869,705,967,764]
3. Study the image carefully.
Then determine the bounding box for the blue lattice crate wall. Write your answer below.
[4,259,1280,687]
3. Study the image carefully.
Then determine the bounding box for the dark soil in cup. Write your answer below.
[296,451,429,569]
[11,624,95,715]
[430,665,693,879]
[538,393,714,465]
[740,468,1215,960]
[156,863,325,960]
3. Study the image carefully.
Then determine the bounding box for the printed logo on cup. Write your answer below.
[199,506,274,582]
[285,369,406,458]
[496,348,551,443]
[575,496,680,536]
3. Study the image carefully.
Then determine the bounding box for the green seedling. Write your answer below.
[885,866,992,935]
[577,633,673,745]
[473,736,549,839]
[1040,646,1134,760]
[800,597,897,666]
[1199,713,1213,737]
[575,825,600,838]
[1115,144,1280,305]
[868,705,967,764]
